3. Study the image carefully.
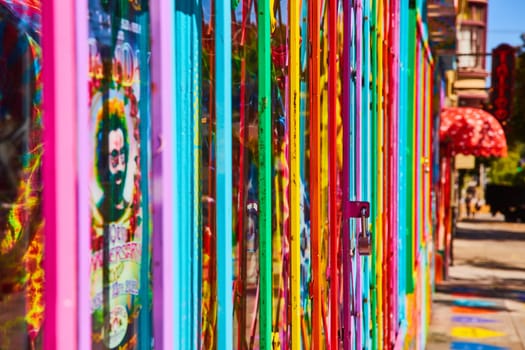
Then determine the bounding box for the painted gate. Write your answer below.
[0,0,439,349]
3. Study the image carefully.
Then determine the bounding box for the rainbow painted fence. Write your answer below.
[0,0,443,349]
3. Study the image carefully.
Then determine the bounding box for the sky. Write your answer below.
[487,0,525,51]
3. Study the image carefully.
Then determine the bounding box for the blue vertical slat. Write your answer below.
[215,0,233,348]
[174,1,202,348]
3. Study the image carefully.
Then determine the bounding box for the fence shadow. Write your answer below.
[436,279,525,303]
[464,258,525,273]
[454,226,525,241]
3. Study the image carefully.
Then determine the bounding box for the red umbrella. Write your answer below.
[440,107,508,157]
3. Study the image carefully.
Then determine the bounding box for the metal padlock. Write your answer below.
[358,207,371,255]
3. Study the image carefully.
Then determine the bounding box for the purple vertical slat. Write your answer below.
[356,0,363,348]
[342,0,352,347]
[75,0,91,349]
[150,1,176,348]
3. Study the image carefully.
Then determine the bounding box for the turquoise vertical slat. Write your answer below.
[174,1,202,348]
[361,0,372,348]
[137,7,152,349]
[398,0,409,328]
[215,0,233,349]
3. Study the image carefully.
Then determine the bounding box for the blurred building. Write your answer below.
[453,0,489,107]
[427,0,458,108]
[427,0,458,66]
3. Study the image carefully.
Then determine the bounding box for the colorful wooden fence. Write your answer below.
[0,0,440,349]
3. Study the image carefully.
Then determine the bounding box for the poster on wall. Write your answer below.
[88,1,150,349]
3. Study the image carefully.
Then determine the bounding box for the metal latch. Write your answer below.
[346,201,371,256]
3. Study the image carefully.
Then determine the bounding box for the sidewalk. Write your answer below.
[427,214,525,350]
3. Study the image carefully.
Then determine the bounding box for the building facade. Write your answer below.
[454,0,490,107]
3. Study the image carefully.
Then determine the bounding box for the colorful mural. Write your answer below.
[0,2,42,349]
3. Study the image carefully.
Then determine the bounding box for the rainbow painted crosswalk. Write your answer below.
[446,296,510,350]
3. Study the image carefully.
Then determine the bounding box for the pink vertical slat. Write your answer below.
[42,0,78,349]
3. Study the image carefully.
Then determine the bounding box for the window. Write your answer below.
[457,25,486,68]
[470,4,486,22]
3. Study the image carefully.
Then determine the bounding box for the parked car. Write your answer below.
[485,184,525,222]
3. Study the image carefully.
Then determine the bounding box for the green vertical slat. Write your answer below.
[369,0,379,348]
[257,0,272,349]
[406,4,416,294]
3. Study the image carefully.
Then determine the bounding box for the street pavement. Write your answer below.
[427,213,525,350]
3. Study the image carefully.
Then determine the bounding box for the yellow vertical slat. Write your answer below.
[289,0,302,347]
[376,0,384,348]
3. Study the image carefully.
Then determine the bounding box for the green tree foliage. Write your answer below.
[488,142,525,186]
[486,48,525,186]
